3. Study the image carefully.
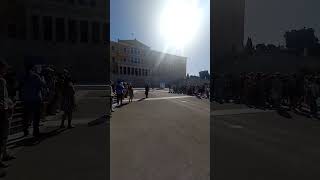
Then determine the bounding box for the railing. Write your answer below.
[8,101,49,135]
[9,101,24,135]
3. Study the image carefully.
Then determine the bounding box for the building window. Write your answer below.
[124,48,126,53]
[123,67,126,75]
[31,16,40,40]
[112,46,114,50]
[43,16,53,41]
[135,58,137,63]
[128,67,130,74]
[139,69,142,76]
[131,48,134,54]
[92,21,100,43]
[8,24,17,38]
[146,69,148,76]
[131,57,134,63]
[135,68,138,76]
[112,57,115,63]
[123,58,126,62]
[56,18,65,42]
[68,19,77,43]
[120,66,123,74]
[131,67,134,75]
[80,20,88,43]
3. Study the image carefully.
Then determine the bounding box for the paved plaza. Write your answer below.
[111,89,210,180]
[212,102,320,179]
[5,87,319,179]
[2,89,210,180]
[3,90,109,180]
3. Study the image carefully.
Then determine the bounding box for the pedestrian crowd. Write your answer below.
[168,84,210,99]
[0,58,76,176]
[111,81,135,107]
[110,81,154,108]
[212,72,320,118]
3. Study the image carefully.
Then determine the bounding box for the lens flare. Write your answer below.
[160,0,202,50]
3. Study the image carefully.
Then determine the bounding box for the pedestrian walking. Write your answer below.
[60,75,75,129]
[21,64,46,137]
[116,81,124,106]
[128,85,134,103]
[145,84,149,98]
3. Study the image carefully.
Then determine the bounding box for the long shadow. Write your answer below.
[115,102,130,107]
[88,115,110,127]
[137,98,146,102]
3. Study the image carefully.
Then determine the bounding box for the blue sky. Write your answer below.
[111,0,210,76]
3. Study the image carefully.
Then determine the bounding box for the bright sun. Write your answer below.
[160,0,202,50]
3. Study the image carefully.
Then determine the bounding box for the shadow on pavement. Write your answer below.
[88,115,110,127]
[137,98,146,102]
[9,128,68,149]
[116,102,130,107]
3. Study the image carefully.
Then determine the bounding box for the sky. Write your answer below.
[110,0,210,76]
[244,0,320,45]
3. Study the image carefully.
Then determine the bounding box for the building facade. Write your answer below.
[0,0,109,83]
[212,0,245,72]
[111,39,187,87]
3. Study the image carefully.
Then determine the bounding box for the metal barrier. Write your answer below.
[9,101,24,135]
[8,101,49,135]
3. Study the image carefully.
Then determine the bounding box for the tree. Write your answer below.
[284,28,319,51]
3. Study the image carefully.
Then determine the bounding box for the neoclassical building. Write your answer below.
[0,0,109,83]
[111,39,187,87]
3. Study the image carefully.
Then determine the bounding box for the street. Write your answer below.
[111,89,210,180]
[212,102,320,179]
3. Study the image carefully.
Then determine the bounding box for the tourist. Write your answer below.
[116,81,124,105]
[21,64,46,137]
[128,84,134,103]
[60,74,75,129]
[145,84,149,98]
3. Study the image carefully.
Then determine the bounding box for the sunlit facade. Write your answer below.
[111,39,187,87]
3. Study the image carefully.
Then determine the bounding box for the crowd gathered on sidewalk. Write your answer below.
[211,72,320,118]
[0,58,76,176]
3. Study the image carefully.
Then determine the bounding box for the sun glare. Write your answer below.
[160,0,202,50]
